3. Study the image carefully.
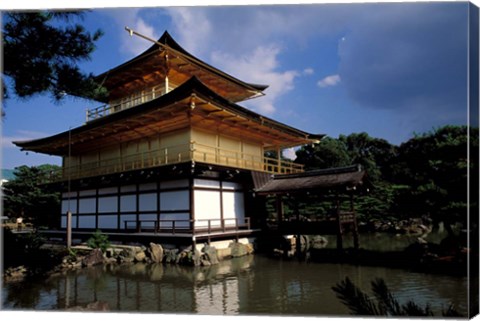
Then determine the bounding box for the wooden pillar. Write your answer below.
[275,195,284,222]
[294,198,302,260]
[220,181,225,231]
[336,193,343,251]
[66,210,72,249]
[351,192,360,250]
[192,236,197,252]
[276,146,281,173]
[189,177,195,233]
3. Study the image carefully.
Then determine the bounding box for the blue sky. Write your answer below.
[1,2,473,169]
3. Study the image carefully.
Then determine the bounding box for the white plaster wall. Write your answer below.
[222,191,245,226]
[194,190,221,228]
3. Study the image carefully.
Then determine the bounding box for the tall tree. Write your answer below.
[2,11,106,104]
[3,164,61,228]
[295,137,351,170]
[391,125,478,233]
[339,132,397,182]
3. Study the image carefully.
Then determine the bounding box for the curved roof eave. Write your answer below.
[186,77,324,142]
[13,76,323,154]
[95,30,268,93]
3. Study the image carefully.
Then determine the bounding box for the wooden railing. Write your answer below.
[192,142,303,174]
[52,141,303,182]
[59,143,193,181]
[86,85,172,122]
[123,217,251,234]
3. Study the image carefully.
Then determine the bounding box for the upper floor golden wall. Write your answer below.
[60,127,303,182]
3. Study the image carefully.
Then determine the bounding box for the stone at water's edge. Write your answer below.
[82,248,104,267]
[202,244,219,265]
[149,243,164,263]
[134,250,146,262]
[230,242,250,258]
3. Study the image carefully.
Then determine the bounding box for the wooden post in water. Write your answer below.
[66,210,72,249]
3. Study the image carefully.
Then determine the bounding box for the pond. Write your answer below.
[1,254,468,316]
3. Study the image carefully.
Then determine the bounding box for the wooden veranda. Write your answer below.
[254,165,369,251]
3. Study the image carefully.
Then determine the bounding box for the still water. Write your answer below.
[1,255,468,316]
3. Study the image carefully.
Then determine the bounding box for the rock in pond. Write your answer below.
[82,248,104,267]
[202,244,219,265]
[149,243,164,263]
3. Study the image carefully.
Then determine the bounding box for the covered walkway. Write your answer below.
[253,165,370,251]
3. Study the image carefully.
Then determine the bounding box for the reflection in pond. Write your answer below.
[2,255,468,316]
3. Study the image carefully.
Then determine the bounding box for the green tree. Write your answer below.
[2,164,61,228]
[391,125,478,233]
[2,11,106,104]
[295,137,351,170]
[339,132,397,182]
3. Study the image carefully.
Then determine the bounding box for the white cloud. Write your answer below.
[303,68,314,75]
[102,6,343,115]
[317,74,341,88]
[165,7,212,55]
[104,8,158,56]
[211,45,298,115]
[282,147,297,161]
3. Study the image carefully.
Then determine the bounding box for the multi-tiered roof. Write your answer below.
[14,31,323,180]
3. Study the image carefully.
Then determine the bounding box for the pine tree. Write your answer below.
[2,11,107,105]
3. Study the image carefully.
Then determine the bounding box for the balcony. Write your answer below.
[86,84,174,122]
[54,142,304,182]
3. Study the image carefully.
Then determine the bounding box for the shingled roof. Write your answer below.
[95,31,268,103]
[254,165,368,195]
[14,76,323,155]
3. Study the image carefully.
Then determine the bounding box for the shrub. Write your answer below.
[86,230,110,252]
